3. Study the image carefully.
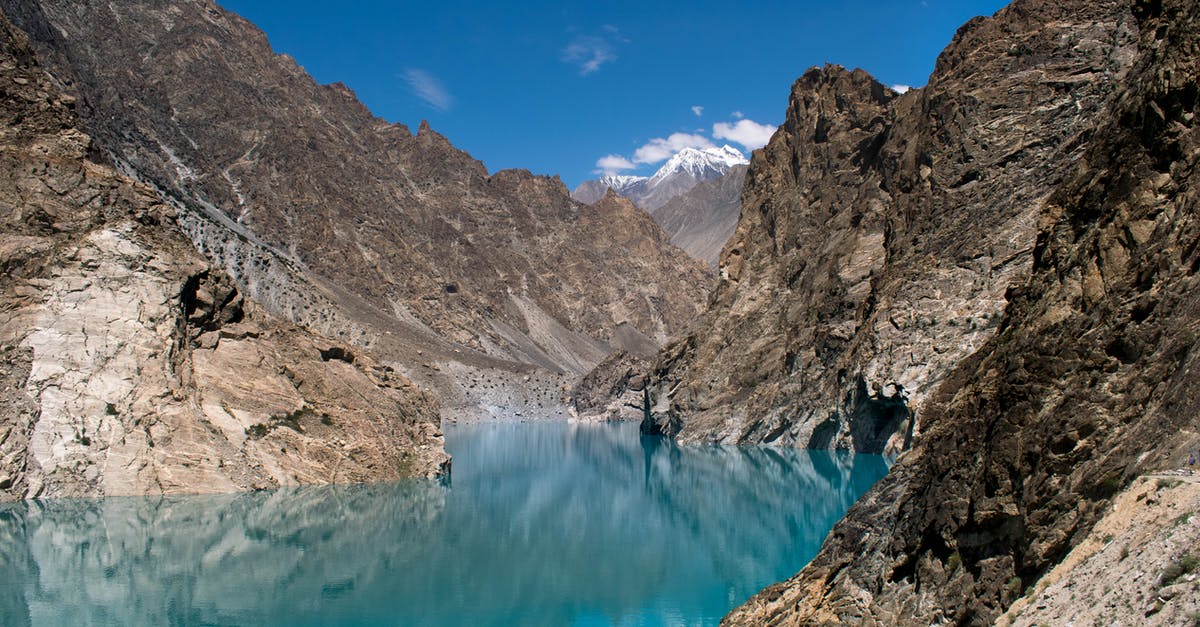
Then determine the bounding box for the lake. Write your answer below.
[0,420,888,626]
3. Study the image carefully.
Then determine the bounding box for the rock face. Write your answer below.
[645,0,1138,453]
[723,0,1200,623]
[649,164,747,267]
[3,0,710,419]
[0,14,447,501]
[569,351,650,422]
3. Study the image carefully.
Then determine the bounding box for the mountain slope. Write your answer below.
[644,0,1137,453]
[725,0,1200,622]
[649,164,747,267]
[0,12,447,501]
[571,145,747,211]
[3,0,711,420]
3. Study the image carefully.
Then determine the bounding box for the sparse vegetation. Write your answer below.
[947,551,962,573]
[1006,576,1022,599]
[1157,477,1182,489]
[1160,553,1199,587]
[104,402,118,416]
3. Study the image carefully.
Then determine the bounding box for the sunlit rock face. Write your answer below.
[724,0,1200,623]
[2,0,711,422]
[0,12,447,500]
[645,0,1138,454]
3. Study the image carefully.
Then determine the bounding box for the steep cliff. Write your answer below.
[0,14,447,500]
[2,0,710,419]
[646,0,1138,453]
[724,0,1200,623]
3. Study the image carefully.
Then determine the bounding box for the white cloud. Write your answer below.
[403,68,452,111]
[595,154,637,175]
[731,110,744,119]
[632,132,715,164]
[713,118,777,151]
[891,84,912,94]
[563,36,616,75]
[691,105,704,117]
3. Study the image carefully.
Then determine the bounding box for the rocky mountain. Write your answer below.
[571,145,747,210]
[724,0,1200,622]
[3,0,711,421]
[571,174,647,206]
[648,164,747,267]
[0,13,447,501]
[643,0,1138,455]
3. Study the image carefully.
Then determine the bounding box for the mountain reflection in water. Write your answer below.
[0,421,888,626]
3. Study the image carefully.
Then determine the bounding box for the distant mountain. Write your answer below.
[572,174,647,205]
[572,145,747,211]
[649,164,746,267]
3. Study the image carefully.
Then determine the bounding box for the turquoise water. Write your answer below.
[0,421,888,626]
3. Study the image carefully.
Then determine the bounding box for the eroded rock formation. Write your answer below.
[0,14,447,500]
[2,0,710,423]
[646,0,1138,453]
[723,0,1200,622]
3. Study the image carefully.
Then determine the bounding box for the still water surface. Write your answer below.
[0,421,888,626]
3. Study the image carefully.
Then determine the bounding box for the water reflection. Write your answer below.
[0,421,888,626]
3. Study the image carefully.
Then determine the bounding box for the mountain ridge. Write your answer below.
[3,0,712,423]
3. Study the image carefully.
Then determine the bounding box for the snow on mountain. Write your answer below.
[648,145,747,186]
[598,174,648,193]
[571,145,748,209]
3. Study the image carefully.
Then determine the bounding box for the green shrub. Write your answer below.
[1161,553,1200,587]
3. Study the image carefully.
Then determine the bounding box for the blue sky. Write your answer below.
[218,0,1010,188]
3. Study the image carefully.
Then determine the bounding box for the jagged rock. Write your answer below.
[2,0,710,420]
[570,351,650,422]
[646,0,1138,453]
[723,0,1200,623]
[0,14,447,500]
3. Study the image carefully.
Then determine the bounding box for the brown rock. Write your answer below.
[647,0,1137,454]
[0,13,446,501]
[723,0,1200,623]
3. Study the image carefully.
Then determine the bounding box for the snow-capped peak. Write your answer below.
[649,145,747,185]
[598,174,647,192]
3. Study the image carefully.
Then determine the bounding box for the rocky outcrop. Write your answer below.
[998,475,1200,626]
[649,164,747,267]
[3,0,710,419]
[0,14,447,500]
[569,351,650,422]
[646,0,1138,453]
[723,0,1200,622]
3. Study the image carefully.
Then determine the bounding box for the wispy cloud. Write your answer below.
[632,132,715,164]
[403,68,453,111]
[713,118,776,151]
[562,35,616,75]
[595,154,637,175]
[691,105,704,117]
[891,84,912,94]
[731,110,744,119]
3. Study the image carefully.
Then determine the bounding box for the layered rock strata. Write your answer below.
[645,0,1138,452]
[724,0,1200,622]
[0,14,447,500]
